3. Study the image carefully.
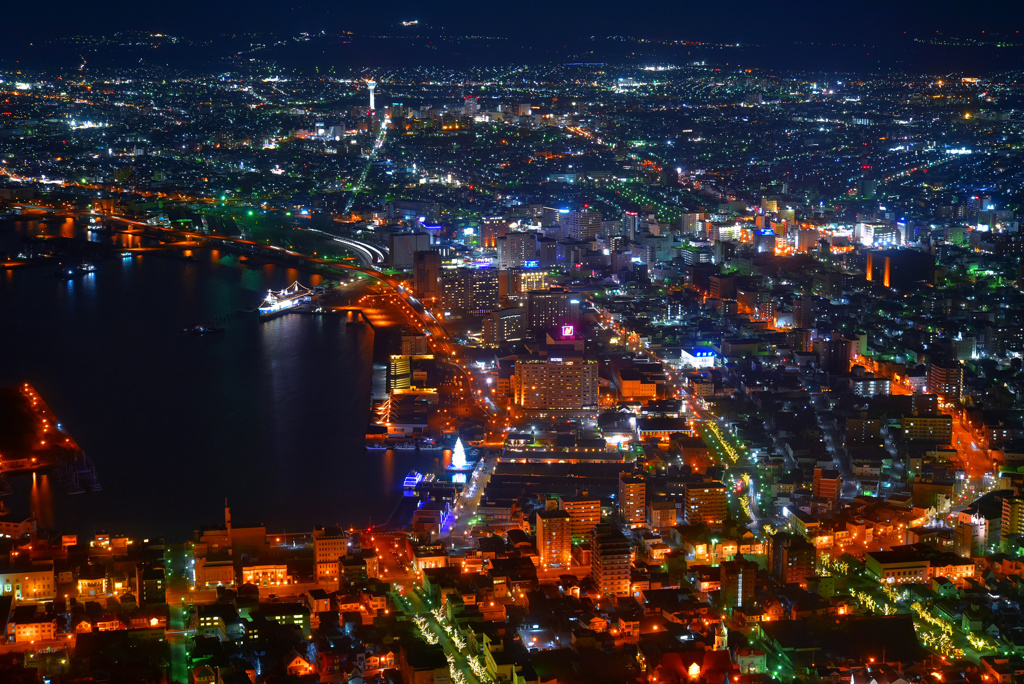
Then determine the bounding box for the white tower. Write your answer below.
[451,438,467,470]
[367,79,376,112]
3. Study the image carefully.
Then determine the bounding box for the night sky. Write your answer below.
[10,0,1023,41]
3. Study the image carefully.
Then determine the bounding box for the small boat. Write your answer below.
[366,442,389,451]
[395,441,418,451]
[183,323,225,335]
[76,262,96,274]
[418,439,442,451]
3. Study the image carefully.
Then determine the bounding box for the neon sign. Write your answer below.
[561,325,575,338]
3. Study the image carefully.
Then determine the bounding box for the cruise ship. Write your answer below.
[258,282,312,319]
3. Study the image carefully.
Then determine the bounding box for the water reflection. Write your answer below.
[30,473,54,530]
[0,219,384,536]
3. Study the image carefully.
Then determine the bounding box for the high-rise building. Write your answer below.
[513,357,599,411]
[537,236,559,267]
[442,267,500,312]
[753,229,776,254]
[412,251,442,304]
[536,509,571,570]
[558,495,601,543]
[623,211,640,240]
[480,218,510,248]
[681,212,708,236]
[497,232,539,269]
[541,206,562,227]
[928,361,963,404]
[591,524,632,597]
[815,337,853,374]
[314,527,348,584]
[813,467,842,506]
[619,472,647,529]
[768,533,816,588]
[683,481,728,528]
[390,232,431,269]
[527,288,579,333]
[709,275,736,300]
[561,209,603,241]
[1002,497,1024,544]
[482,308,526,345]
[720,554,758,608]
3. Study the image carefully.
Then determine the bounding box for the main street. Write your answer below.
[392,583,482,684]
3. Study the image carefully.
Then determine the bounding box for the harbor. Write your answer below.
[0,229,391,536]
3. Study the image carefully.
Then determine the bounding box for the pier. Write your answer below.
[1,384,101,495]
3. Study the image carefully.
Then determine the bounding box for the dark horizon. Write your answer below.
[5,0,1024,44]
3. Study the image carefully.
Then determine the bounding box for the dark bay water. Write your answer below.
[0,219,420,539]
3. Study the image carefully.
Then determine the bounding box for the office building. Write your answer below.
[527,287,579,333]
[0,564,56,601]
[753,229,776,254]
[442,267,500,312]
[591,524,632,597]
[709,275,736,300]
[482,308,526,345]
[513,357,599,412]
[314,527,348,584]
[497,231,538,269]
[619,472,647,529]
[412,251,442,304]
[683,481,728,528]
[561,209,603,241]
[538,236,559,267]
[390,232,431,269]
[536,509,571,570]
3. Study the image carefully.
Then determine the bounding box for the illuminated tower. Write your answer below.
[451,438,467,469]
[367,79,376,112]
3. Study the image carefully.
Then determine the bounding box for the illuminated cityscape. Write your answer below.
[0,8,1023,684]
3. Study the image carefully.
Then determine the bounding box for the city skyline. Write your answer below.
[1,7,1024,681]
